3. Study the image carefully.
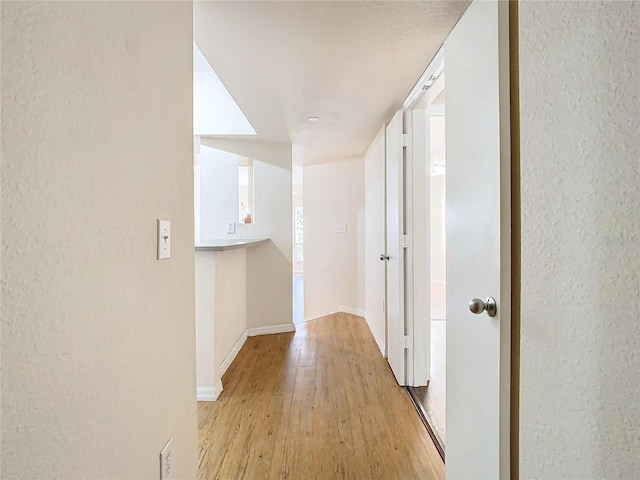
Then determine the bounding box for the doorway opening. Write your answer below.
[406,64,447,456]
[293,165,304,324]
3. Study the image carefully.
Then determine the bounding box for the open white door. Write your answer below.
[385,110,405,385]
[445,1,511,478]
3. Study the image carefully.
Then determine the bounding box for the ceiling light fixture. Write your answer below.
[306,116,319,123]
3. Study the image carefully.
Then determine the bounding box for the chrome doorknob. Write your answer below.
[468,297,497,317]
[380,254,390,261]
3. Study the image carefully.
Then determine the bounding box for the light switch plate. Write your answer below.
[157,220,170,260]
[336,223,347,233]
[226,221,236,234]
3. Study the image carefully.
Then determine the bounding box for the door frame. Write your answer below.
[385,110,407,385]
[385,49,447,388]
[402,49,445,387]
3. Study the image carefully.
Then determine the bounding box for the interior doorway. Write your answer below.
[405,58,447,456]
[293,165,304,324]
[385,3,512,473]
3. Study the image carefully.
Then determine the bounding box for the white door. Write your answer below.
[445,1,511,478]
[364,126,387,357]
[385,110,406,385]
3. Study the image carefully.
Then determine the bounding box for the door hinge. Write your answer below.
[402,235,409,248]
[382,297,386,313]
[403,335,410,349]
[401,133,409,147]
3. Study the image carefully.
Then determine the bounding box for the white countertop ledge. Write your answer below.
[195,238,270,252]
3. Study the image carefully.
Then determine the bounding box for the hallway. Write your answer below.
[198,313,444,479]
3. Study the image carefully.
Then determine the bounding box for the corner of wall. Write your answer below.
[304,157,366,321]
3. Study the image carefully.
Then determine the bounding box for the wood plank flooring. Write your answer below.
[198,313,444,479]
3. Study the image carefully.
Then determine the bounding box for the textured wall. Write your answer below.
[519,1,639,477]
[1,2,198,478]
[305,158,365,320]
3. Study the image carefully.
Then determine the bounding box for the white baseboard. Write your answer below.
[360,314,386,358]
[247,323,296,336]
[220,330,249,377]
[338,305,366,318]
[197,385,222,402]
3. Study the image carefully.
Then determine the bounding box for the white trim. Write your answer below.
[247,323,296,336]
[365,314,387,358]
[300,314,334,323]
[338,306,366,318]
[220,330,249,377]
[403,48,445,110]
[301,311,339,322]
[197,385,222,402]
[427,103,446,116]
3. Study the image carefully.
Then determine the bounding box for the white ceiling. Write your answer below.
[194,1,469,166]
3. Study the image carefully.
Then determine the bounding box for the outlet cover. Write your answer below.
[226,221,236,234]
[336,223,347,233]
[160,438,172,480]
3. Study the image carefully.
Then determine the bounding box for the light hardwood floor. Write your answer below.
[198,313,444,479]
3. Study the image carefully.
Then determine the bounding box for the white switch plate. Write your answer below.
[157,220,170,260]
[159,438,172,480]
[226,220,236,234]
[336,223,347,233]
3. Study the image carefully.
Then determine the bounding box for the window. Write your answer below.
[294,206,303,263]
[238,158,254,224]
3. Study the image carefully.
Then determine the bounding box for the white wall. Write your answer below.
[364,126,387,354]
[1,2,198,478]
[195,248,248,400]
[198,145,240,241]
[305,157,365,320]
[195,251,218,396]
[519,2,640,477]
[201,138,293,329]
[214,249,247,374]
